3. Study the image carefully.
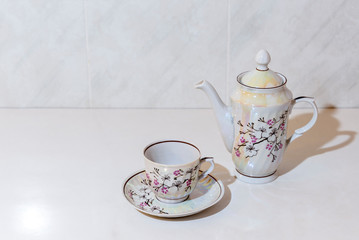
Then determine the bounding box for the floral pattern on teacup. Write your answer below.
[127,179,168,215]
[146,165,199,194]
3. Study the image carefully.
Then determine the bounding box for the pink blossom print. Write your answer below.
[186,179,192,186]
[161,186,168,194]
[131,180,168,215]
[267,119,274,126]
[153,179,159,185]
[147,166,198,195]
[234,110,289,162]
[139,202,148,209]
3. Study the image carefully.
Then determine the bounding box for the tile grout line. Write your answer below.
[83,0,92,108]
[225,0,231,105]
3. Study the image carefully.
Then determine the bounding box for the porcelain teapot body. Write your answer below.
[195,50,318,183]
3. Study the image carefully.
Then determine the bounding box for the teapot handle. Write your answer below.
[286,97,318,145]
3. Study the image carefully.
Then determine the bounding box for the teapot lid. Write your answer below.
[240,50,283,88]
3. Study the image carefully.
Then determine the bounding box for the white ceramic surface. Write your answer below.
[123,170,224,218]
[0,108,358,239]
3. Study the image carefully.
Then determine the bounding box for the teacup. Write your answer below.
[144,140,214,203]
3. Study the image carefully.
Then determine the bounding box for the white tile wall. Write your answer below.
[0,0,357,108]
[229,0,359,108]
[0,0,89,107]
[86,0,227,108]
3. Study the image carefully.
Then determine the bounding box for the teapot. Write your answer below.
[195,50,318,184]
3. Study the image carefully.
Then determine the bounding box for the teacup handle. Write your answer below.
[198,157,215,180]
[287,96,318,145]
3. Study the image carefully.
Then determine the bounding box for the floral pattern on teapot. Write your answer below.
[195,50,318,183]
[233,110,288,163]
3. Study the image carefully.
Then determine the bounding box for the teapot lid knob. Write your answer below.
[255,49,271,71]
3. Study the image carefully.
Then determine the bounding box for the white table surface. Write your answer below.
[0,108,357,240]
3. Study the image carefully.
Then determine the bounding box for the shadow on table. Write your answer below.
[145,163,235,221]
[278,108,356,176]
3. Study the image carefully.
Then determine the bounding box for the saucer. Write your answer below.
[123,170,224,218]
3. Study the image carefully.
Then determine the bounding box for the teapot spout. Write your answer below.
[195,80,234,153]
